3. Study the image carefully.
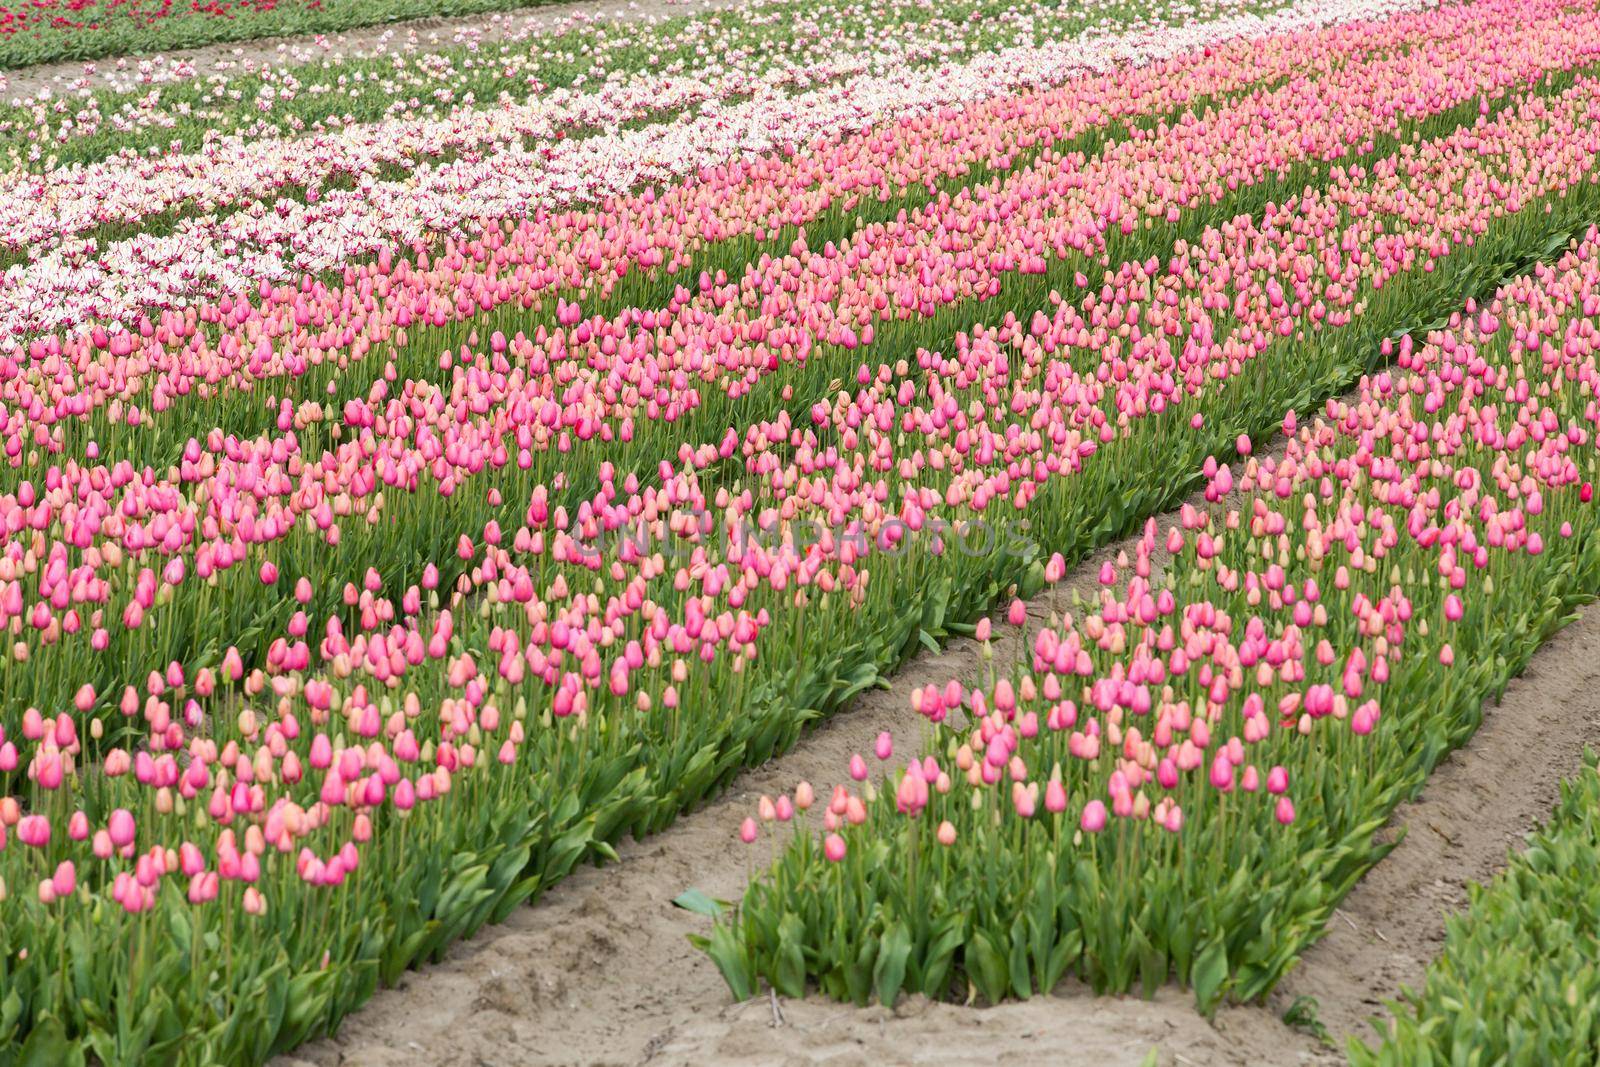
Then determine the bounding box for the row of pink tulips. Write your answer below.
[714,216,1600,1011]
[7,0,1588,467]
[0,2,1592,738]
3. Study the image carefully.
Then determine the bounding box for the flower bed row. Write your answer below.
[19,0,1526,458]
[706,221,1600,1014]
[0,0,1419,340]
[0,0,589,72]
[0,0,1238,169]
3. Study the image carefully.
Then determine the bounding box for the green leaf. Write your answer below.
[1008,915,1033,999]
[1136,926,1167,1000]
[847,937,880,1006]
[672,889,729,918]
[967,929,1009,1006]
[167,906,193,958]
[836,662,883,703]
[1191,938,1230,1015]
[774,914,808,999]
[19,1016,84,1067]
[703,924,757,1002]
[919,914,965,998]
[873,922,913,1007]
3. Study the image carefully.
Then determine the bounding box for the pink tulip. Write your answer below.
[17,815,50,848]
[823,834,847,862]
[51,861,76,899]
[874,732,893,761]
[108,809,136,849]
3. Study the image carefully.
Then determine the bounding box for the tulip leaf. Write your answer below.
[1191,938,1230,1015]
[773,913,808,999]
[18,1016,82,1067]
[873,922,912,1006]
[701,924,756,1002]
[966,929,1009,1006]
[672,889,728,918]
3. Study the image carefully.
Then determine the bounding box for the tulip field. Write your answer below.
[6,0,1600,1061]
[0,0,568,70]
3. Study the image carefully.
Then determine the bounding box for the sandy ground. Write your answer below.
[1,0,739,101]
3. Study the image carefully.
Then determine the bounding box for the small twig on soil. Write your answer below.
[641,1030,674,1062]
[1336,906,1391,944]
[1427,821,1458,846]
[769,988,786,1028]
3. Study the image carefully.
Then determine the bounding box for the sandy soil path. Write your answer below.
[1,0,737,101]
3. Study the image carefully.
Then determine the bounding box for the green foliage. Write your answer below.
[1351,751,1600,1066]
